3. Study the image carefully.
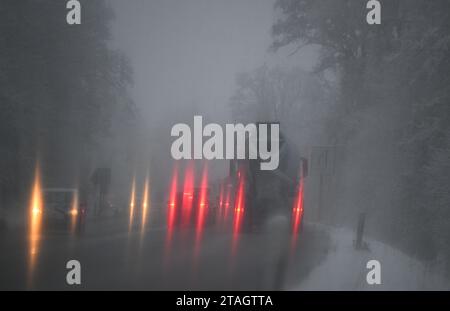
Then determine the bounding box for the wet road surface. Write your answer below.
[0,216,330,290]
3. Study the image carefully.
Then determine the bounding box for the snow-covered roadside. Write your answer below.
[293,225,450,290]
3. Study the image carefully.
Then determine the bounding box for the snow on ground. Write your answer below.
[293,225,450,290]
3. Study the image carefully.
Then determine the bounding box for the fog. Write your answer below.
[1,0,449,291]
[108,0,320,187]
[111,0,273,119]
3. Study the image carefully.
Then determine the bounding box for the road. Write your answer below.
[0,214,331,290]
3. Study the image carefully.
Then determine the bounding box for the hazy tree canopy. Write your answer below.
[271,0,450,272]
[0,0,134,206]
[230,65,332,148]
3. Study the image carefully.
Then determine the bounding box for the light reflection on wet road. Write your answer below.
[0,219,330,290]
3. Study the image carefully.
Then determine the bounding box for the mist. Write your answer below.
[0,0,449,291]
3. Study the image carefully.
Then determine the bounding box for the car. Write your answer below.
[41,188,87,235]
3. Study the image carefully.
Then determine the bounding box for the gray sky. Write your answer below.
[110,0,276,122]
[110,0,318,122]
[108,0,318,181]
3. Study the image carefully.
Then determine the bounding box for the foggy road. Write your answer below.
[2,0,450,295]
[0,217,331,290]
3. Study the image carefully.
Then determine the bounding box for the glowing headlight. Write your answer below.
[32,207,42,216]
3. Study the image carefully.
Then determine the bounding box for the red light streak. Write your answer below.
[291,175,304,248]
[167,164,179,244]
[217,182,224,225]
[233,179,245,235]
[224,181,232,222]
[193,163,209,261]
[232,169,245,256]
[195,164,208,245]
[182,161,195,227]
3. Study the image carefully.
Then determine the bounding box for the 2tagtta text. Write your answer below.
[176,295,273,308]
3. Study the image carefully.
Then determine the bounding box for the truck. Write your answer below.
[226,125,308,234]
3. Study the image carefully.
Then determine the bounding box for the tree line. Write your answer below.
[231,0,450,274]
[0,1,135,209]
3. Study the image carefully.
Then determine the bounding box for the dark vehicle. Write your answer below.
[227,125,308,233]
[42,188,87,235]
